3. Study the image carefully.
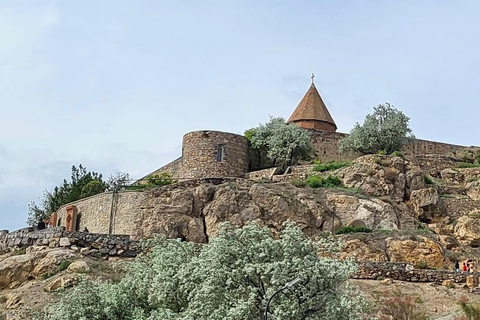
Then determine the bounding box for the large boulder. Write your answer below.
[31,249,75,278]
[336,155,406,202]
[454,215,480,247]
[385,236,445,268]
[409,188,444,223]
[67,260,90,273]
[466,180,480,201]
[325,193,399,230]
[204,183,327,238]
[0,253,40,289]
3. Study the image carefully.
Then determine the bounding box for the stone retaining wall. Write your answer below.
[354,262,470,283]
[0,227,140,258]
[244,167,279,181]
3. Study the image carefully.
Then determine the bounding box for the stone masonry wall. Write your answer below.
[180,131,248,179]
[244,167,279,180]
[140,157,182,182]
[354,262,470,283]
[55,191,144,235]
[307,129,479,167]
[0,227,140,257]
[52,178,236,238]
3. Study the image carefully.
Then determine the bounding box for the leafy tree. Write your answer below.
[27,165,106,226]
[37,223,366,320]
[248,116,314,169]
[81,180,106,198]
[339,103,414,155]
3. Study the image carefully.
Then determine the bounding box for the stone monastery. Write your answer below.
[44,80,478,237]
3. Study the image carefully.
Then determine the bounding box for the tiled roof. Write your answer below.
[287,83,337,129]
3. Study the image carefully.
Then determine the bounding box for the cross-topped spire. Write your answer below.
[311,72,315,84]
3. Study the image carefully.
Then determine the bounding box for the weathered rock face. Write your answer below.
[339,238,387,262]
[134,177,418,242]
[325,193,399,230]
[0,248,75,289]
[385,236,445,268]
[466,180,480,201]
[336,155,424,202]
[409,188,445,223]
[454,215,480,247]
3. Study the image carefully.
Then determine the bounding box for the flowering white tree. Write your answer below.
[249,116,314,169]
[339,103,414,155]
[37,224,366,320]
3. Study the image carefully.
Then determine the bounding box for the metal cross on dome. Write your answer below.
[311,73,315,84]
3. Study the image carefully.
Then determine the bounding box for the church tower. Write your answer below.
[287,74,337,132]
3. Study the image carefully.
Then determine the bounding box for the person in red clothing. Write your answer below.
[463,263,468,273]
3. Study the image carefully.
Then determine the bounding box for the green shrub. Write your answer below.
[414,261,434,270]
[424,175,434,185]
[146,172,177,187]
[458,163,480,169]
[390,151,404,157]
[376,276,385,281]
[11,248,26,256]
[59,260,72,271]
[313,161,350,172]
[313,158,322,165]
[42,271,57,280]
[377,150,387,155]
[306,175,342,188]
[458,297,480,320]
[125,184,147,191]
[336,226,372,234]
[306,176,324,188]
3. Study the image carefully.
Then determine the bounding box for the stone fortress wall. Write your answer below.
[139,130,248,183]
[51,191,144,236]
[308,129,479,163]
[179,131,248,179]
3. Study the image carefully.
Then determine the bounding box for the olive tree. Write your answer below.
[339,103,414,154]
[37,223,366,320]
[248,116,314,169]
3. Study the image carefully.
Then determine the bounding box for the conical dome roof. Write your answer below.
[287,83,337,131]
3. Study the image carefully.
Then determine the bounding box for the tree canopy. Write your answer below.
[27,165,107,226]
[247,116,314,170]
[339,103,414,155]
[37,223,366,320]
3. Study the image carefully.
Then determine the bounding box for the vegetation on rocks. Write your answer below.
[35,223,366,320]
[336,226,372,235]
[246,116,314,170]
[339,103,414,155]
[306,175,342,188]
[313,161,351,172]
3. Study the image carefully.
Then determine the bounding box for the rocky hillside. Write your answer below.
[130,154,480,268]
[2,154,480,319]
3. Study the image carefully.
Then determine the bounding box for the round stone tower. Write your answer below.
[179,130,248,179]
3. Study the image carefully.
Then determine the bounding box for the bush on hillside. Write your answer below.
[246,116,314,170]
[374,289,428,320]
[336,226,372,235]
[458,297,480,320]
[339,103,414,155]
[306,175,342,188]
[35,223,367,320]
[313,161,350,172]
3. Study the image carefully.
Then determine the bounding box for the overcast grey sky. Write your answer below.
[1,1,479,230]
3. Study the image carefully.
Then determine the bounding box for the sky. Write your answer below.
[1,0,479,231]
